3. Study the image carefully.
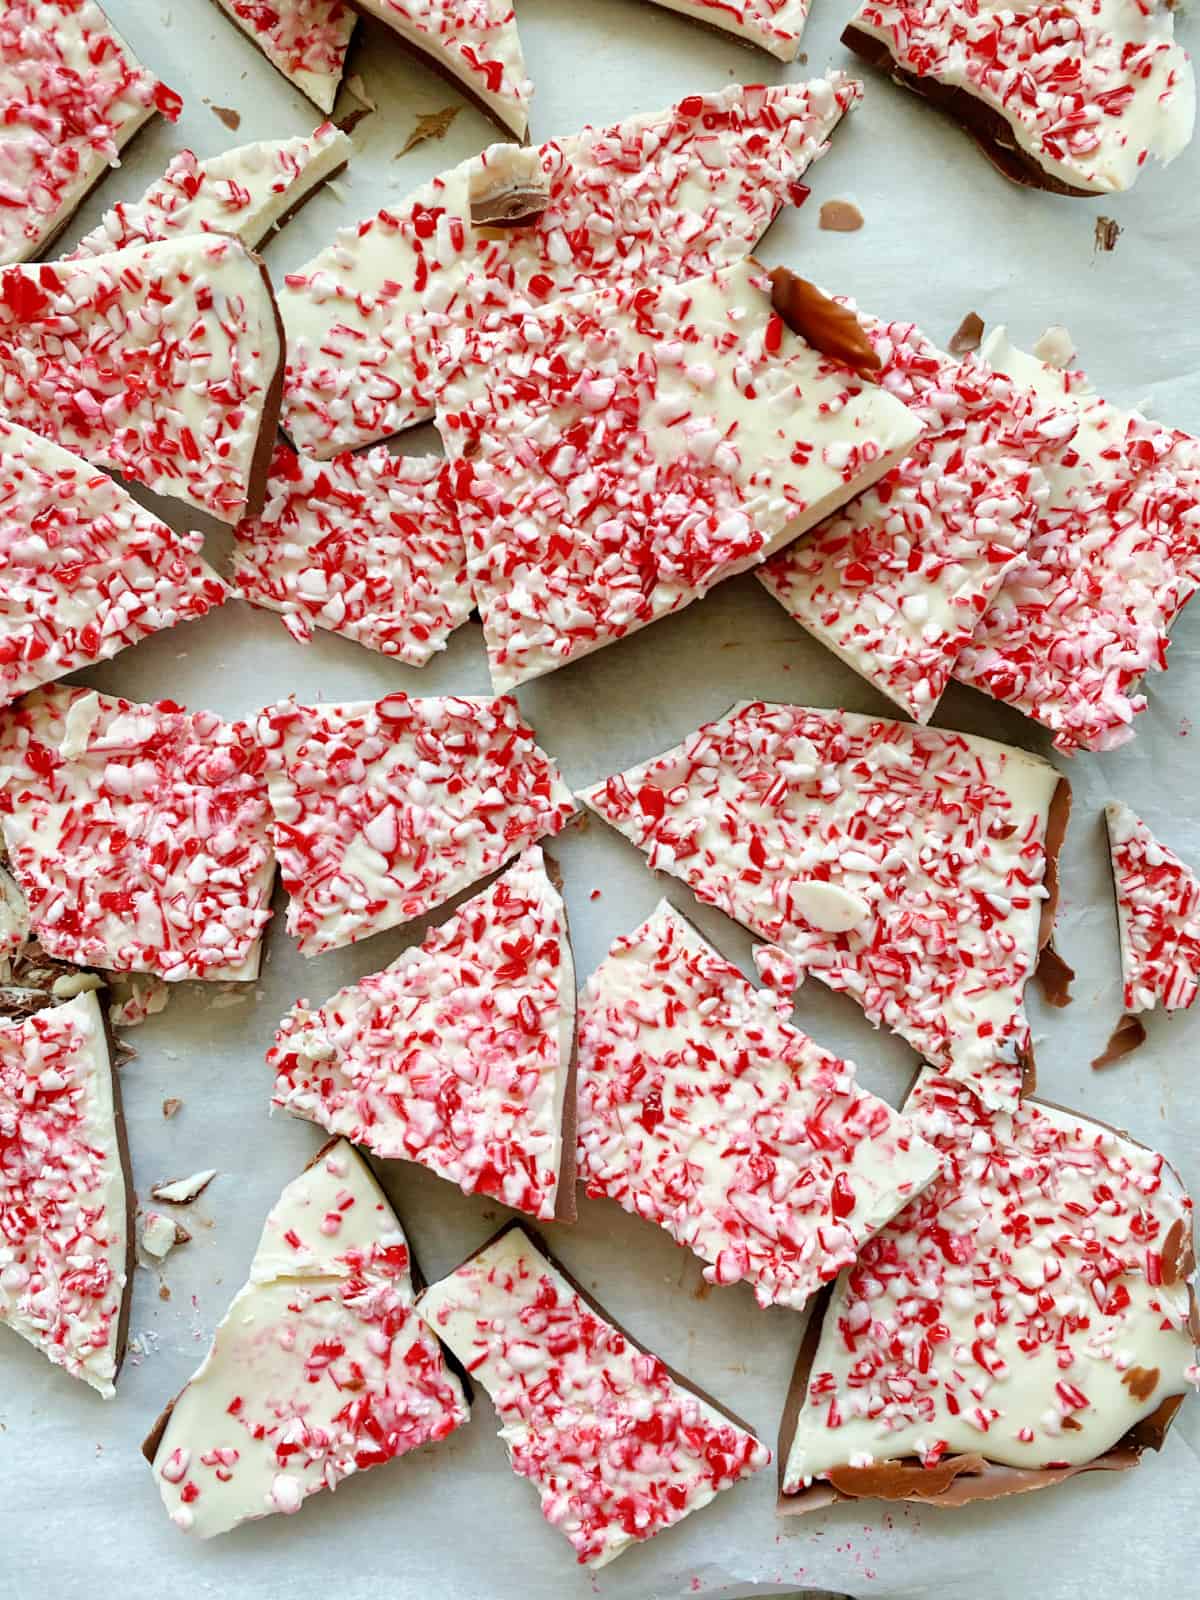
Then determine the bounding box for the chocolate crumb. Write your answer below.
[948,311,985,355]
[211,106,241,132]
[158,1283,171,1301]
[1094,216,1122,253]
[1091,1012,1147,1069]
[1035,943,1075,1008]
[334,105,372,136]
[819,199,864,233]
[398,105,462,158]
[162,1097,183,1119]
[769,268,882,376]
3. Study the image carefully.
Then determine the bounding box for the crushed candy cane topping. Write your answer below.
[271,847,574,1219]
[577,902,939,1310]
[279,77,860,455]
[438,259,920,691]
[149,1140,468,1538]
[1106,801,1200,1015]
[0,235,282,523]
[0,418,227,710]
[759,314,1077,723]
[848,0,1194,194]
[66,124,353,258]
[0,0,181,265]
[782,1072,1198,1490]
[232,441,470,664]
[211,0,355,114]
[258,695,575,956]
[0,990,128,1396]
[0,684,275,981]
[580,701,1064,1112]
[418,1226,770,1567]
[647,0,810,60]
[956,330,1200,755]
[356,1,531,136]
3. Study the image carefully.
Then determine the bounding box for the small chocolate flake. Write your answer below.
[211,106,241,132]
[1035,943,1075,1008]
[769,268,882,377]
[819,199,864,233]
[162,1097,183,1119]
[398,105,462,158]
[1094,216,1122,253]
[334,105,372,136]
[1091,1012,1147,1069]
[948,311,985,355]
[158,1283,171,1301]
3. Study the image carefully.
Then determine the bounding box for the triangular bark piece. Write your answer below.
[210,0,355,113]
[1106,801,1200,1015]
[645,0,809,59]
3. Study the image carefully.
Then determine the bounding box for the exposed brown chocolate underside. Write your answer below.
[947,311,985,355]
[1035,943,1075,1008]
[1092,1012,1147,1069]
[841,26,1096,198]
[767,266,882,377]
[250,160,350,251]
[470,185,549,229]
[542,851,579,1226]
[244,250,287,523]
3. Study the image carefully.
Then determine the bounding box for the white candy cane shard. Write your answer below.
[418,1225,770,1567]
[646,0,810,60]
[577,903,939,1310]
[0,991,130,1395]
[0,419,227,711]
[780,1073,1198,1505]
[438,259,921,691]
[0,685,276,982]
[355,2,531,137]
[257,695,575,956]
[0,235,283,523]
[278,77,861,456]
[210,0,356,113]
[759,314,1077,723]
[955,329,1200,755]
[146,1139,469,1538]
[0,1,182,265]
[843,0,1194,195]
[271,846,575,1219]
[141,1211,188,1259]
[231,441,471,663]
[65,124,353,259]
[579,701,1068,1112]
[1106,801,1200,1016]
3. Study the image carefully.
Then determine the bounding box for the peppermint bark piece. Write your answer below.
[144,1138,469,1537]
[956,330,1200,754]
[577,902,939,1309]
[0,235,283,523]
[439,260,921,692]
[0,419,227,710]
[0,991,132,1395]
[271,847,577,1220]
[257,695,575,956]
[279,77,860,456]
[758,309,1076,722]
[0,685,275,982]
[1106,802,1200,1017]
[231,441,470,661]
[779,1073,1199,1509]
[357,2,531,138]
[211,0,356,113]
[843,0,1195,195]
[65,123,352,258]
[418,1223,771,1567]
[647,0,809,59]
[0,1,182,266]
[580,702,1069,1112]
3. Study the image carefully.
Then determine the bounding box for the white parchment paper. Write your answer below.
[2,3,1198,1597]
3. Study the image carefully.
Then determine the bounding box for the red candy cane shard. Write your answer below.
[0,2,181,265]
[577,902,940,1309]
[0,420,228,711]
[439,259,921,691]
[257,695,575,956]
[579,702,1069,1113]
[759,312,1079,724]
[279,76,862,456]
[65,124,353,259]
[0,685,276,982]
[1106,802,1200,1017]
[271,847,576,1221]
[211,0,355,113]
[779,1073,1198,1507]
[956,329,1200,755]
[844,0,1194,195]
[645,0,810,60]
[232,441,471,663]
[145,1139,469,1538]
[418,1225,770,1566]
[0,235,284,523]
[0,991,131,1395]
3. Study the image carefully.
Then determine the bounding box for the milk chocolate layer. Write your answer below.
[768,267,881,376]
